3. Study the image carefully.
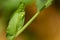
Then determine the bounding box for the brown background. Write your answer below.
[0,2,60,40]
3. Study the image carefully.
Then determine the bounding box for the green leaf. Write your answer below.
[6,0,34,40]
[6,2,25,40]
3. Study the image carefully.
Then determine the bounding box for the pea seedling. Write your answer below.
[6,0,33,40]
[6,0,53,40]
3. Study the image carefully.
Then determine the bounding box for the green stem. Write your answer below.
[15,11,40,37]
[15,1,46,37]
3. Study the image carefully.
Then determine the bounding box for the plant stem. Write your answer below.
[15,1,47,37]
[15,11,40,37]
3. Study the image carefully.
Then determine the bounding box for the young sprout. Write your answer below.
[15,0,53,37]
[6,0,53,40]
[6,2,25,40]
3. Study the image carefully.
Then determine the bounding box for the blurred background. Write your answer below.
[0,0,60,40]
